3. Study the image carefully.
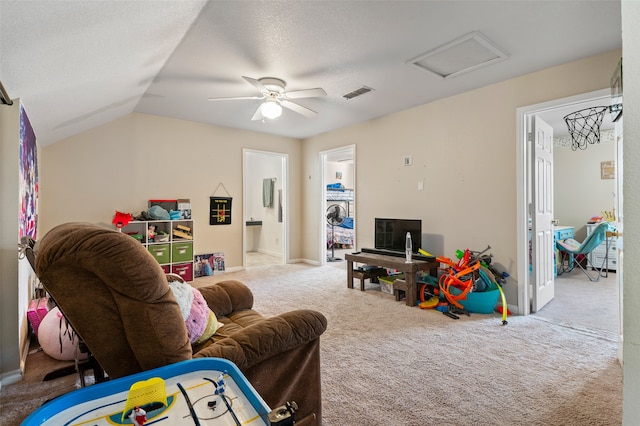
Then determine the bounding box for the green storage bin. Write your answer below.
[148,244,171,264]
[172,241,193,263]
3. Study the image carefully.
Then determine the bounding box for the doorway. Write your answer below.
[517,88,621,347]
[242,149,288,268]
[321,145,356,265]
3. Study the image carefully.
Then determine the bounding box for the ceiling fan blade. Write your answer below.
[207,95,264,101]
[242,76,267,93]
[280,100,317,118]
[284,88,327,99]
[251,105,264,121]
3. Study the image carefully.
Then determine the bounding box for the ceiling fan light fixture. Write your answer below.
[260,100,282,119]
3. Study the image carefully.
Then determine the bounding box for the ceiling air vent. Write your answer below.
[408,31,508,79]
[343,86,374,100]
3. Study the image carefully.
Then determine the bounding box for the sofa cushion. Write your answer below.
[194,309,327,369]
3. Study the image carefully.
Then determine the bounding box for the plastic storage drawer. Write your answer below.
[172,242,193,263]
[148,244,170,264]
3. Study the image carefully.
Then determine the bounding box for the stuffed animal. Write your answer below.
[112,211,132,229]
[167,275,220,344]
[38,307,89,361]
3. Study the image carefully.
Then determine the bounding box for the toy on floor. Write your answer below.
[433,246,509,325]
[38,307,89,361]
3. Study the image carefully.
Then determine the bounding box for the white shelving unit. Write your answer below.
[119,219,195,281]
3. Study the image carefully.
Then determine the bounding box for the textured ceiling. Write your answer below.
[0,1,622,146]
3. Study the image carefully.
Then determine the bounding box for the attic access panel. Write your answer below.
[408,31,508,79]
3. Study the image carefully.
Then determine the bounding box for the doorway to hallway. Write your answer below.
[243,149,288,269]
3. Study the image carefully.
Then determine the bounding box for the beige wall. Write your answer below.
[40,113,302,268]
[303,49,621,307]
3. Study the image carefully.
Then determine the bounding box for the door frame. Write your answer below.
[320,145,356,265]
[242,148,288,268]
[516,88,611,315]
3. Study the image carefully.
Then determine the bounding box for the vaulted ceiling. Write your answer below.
[0,1,621,147]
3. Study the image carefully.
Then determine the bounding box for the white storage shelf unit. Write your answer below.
[586,222,617,272]
[120,220,195,281]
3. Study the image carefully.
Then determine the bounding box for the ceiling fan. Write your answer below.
[208,76,326,120]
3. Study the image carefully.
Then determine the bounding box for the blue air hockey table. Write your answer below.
[22,358,296,425]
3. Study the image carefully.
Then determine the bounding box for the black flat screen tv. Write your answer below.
[374,218,421,253]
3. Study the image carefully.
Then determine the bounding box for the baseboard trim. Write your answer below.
[257,248,281,257]
[1,368,23,387]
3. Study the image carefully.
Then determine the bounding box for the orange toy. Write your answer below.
[438,262,480,309]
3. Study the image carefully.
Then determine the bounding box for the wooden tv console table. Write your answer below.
[345,252,439,307]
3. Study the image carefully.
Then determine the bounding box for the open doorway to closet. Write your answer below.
[243,149,287,268]
[517,88,621,355]
[321,146,356,265]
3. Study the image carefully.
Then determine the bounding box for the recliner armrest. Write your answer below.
[198,280,254,316]
[193,309,327,370]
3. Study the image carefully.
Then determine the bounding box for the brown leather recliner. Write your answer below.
[34,222,327,425]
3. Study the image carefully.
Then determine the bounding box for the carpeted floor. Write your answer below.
[0,262,621,425]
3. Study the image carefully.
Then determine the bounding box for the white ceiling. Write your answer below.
[0,1,621,147]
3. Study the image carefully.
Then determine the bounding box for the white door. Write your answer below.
[531,116,555,312]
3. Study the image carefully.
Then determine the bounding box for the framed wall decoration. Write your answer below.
[601,161,615,180]
[610,57,622,122]
[210,197,232,225]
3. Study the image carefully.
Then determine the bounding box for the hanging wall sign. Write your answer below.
[210,197,232,225]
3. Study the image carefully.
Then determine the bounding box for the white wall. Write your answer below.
[326,161,354,191]
[622,1,640,423]
[554,133,616,241]
[302,49,622,307]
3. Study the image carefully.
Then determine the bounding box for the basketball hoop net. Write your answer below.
[563,106,608,151]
